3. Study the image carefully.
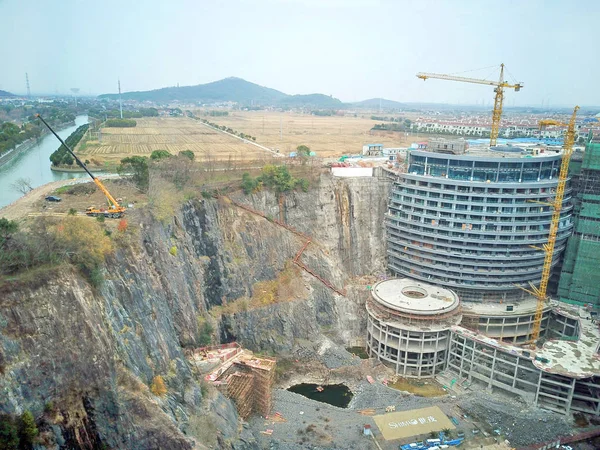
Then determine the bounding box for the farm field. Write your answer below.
[194,110,413,157]
[76,117,276,164]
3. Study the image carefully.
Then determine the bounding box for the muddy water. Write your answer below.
[288,383,353,408]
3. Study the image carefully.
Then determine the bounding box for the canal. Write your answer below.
[0,115,89,209]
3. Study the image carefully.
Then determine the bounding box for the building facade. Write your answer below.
[366,279,462,378]
[386,148,574,302]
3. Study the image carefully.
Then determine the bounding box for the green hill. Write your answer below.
[98,77,343,108]
[0,90,16,98]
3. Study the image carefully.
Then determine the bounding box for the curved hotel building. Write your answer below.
[386,146,574,304]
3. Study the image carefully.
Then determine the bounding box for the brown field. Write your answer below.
[195,110,412,158]
[76,117,277,164]
[76,112,414,164]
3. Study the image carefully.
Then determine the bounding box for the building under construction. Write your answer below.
[558,137,600,307]
[189,343,276,419]
[387,144,573,304]
[373,137,600,417]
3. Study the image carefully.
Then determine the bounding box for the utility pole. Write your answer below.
[280,116,283,141]
[70,88,80,107]
[118,78,123,119]
[25,73,31,98]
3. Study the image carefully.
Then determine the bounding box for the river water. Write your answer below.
[0,115,89,209]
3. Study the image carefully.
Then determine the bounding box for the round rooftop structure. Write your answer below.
[371,279,460,316]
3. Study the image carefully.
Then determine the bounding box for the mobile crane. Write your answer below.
[416,64,523,147]
[37,114,126,218]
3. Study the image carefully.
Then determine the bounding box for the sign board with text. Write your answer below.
[373,406,455,440]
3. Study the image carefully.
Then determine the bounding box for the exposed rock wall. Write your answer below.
[0,172,391,448]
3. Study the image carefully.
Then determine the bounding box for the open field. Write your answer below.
[75,112,415,164]
[76,117,277,164]
[194,110,413,158]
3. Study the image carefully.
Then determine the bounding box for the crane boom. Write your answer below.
[416,64,523,147]
[416,72,522,90]
[36,114,126,218]
[528,106,579,343]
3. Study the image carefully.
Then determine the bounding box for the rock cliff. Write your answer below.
[0,172,391,448]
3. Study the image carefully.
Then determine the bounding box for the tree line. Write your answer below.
[105,118,137,127]
[0,107,76,156]
[49,124,90,166]
[88,107,159,119]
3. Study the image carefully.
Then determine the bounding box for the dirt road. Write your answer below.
[0,175,121,222]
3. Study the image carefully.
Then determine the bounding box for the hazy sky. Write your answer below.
[1,0,598,106]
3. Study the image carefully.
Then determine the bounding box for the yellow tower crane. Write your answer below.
[416,64,523,147]
[520,106,580,343]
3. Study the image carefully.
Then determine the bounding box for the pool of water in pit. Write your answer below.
[287,383,353,408]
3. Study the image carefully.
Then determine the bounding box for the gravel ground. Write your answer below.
[460,395,573,447]
[250,341,584,449]
[249,380,581,450]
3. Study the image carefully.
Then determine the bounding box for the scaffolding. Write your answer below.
[558,139,600,306]
[196,344,276,419]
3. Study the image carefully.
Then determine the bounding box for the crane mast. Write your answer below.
[416,64,523,147]
[521,106,579,343]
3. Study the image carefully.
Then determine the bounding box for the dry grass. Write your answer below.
[76,112,414,164]
[211,262,306,317]
[389,377,447,397]
[195,110,413,158]
[76,117,277,164]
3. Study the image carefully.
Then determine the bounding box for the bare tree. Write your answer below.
[11,177,33,195]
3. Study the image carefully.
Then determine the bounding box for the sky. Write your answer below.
[0,0,598,107]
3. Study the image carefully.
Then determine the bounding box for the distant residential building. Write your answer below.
[362,143,384,156]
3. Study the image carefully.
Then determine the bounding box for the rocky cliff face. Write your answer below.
[0,172,391,449]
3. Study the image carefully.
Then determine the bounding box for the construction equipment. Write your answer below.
[519,106,580,343]
[36,114,126,218]
[416,64,523,146]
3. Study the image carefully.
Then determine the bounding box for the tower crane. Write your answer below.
[519,106,579,343]
[416,64,523,147]
[37,114,126,219]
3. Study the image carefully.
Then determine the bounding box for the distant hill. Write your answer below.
[279,94,343,108]
[0,90,16,98]
[352,98,406,110]
[98,77,343,108]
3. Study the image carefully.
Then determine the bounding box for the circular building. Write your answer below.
[386,147,574,303]
[366,278,461,378]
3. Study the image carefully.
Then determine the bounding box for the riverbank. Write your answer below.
[0,116,89,209]
[50,165,109,173]
[0,120,76,168]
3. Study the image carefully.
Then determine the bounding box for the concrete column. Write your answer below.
[488,348,497,391]
[534,370,543,406]
[565,378,576,416]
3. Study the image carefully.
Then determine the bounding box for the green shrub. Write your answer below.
[241,172,259,194]
[68,208,77,216]
[96,215,105,223]
[179,150,195,161]
[150,150,172,161]
[18,411,38,446]
[0,414,19,450]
